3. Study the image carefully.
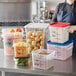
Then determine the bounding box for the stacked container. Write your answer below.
[47,40,73,60]
[47,22,73,60]
[24,23,49,54]
[32,49,55,70]
[49,22,70,43]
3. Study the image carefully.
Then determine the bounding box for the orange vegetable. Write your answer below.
[9,29,15,32]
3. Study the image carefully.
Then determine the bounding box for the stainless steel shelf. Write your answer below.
[0,0,31,3]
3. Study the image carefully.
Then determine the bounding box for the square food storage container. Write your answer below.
[13,39,30,66]
[49,22,70,43]
[47,40,73,60]
[24,23,49,54]
[32,49,55,70]
[13,39,28,57]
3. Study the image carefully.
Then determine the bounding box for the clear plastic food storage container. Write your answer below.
[47,40,73,60]
[49,22,70,43]
[13,39,28,57]
[32,49,55,70]
[13,39,30,65]
[2,33,14,55]
[24,23,49,54]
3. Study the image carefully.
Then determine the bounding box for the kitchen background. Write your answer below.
[0,0,64,22]
[0,0,65,76]
[31,0,64,15]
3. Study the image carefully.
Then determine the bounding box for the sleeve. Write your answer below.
[52,4,60,22]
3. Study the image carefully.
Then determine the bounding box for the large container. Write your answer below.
[47,40,73,60]
[24,23,49,54]
[49,22,70,43]
[32,49,55,70]
[2,33,14,55]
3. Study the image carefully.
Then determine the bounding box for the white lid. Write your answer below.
[32,49,54,56]
[24,23,49,29]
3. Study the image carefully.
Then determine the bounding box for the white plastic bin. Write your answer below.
[47,40,73,60]
[32,49,55,70]
[49,22,70,43]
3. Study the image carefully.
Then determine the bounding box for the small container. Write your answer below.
[2,33,14,55]
[49,22,70,43]
[32,49,55,70]
[47,40,73,60]
[13,39,28,57]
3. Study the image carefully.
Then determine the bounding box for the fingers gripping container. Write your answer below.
[47,40,73,60]
[2,33,14,55]
[24,23,49,54]
[32,49,55,70]
[49,22,70,43]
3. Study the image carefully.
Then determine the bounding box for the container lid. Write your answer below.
[1,33,14,38]
[47,40,74,46]
[24,23,49,29]
[32,49,55,56]
[49,22,70,27]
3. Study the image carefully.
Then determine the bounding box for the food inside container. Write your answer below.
[25,23,49,54]
[13,39,30,66]
[26,31,45,54]
[13,39,28,57]
[14,32,22,39]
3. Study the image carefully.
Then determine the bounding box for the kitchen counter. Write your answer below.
[0,49,76,76]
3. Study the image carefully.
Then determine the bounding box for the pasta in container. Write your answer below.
[24,23,49,54]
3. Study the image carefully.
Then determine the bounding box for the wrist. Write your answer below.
[73,26,76,31]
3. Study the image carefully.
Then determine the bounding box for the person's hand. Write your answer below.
[68,26,76,33]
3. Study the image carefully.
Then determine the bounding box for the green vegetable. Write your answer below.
[14,55,30,66]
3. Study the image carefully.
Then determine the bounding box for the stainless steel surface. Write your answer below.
[0,0,31,3]
[0,49,76,76]
[0,2,31,22]
[34,0,49,23]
